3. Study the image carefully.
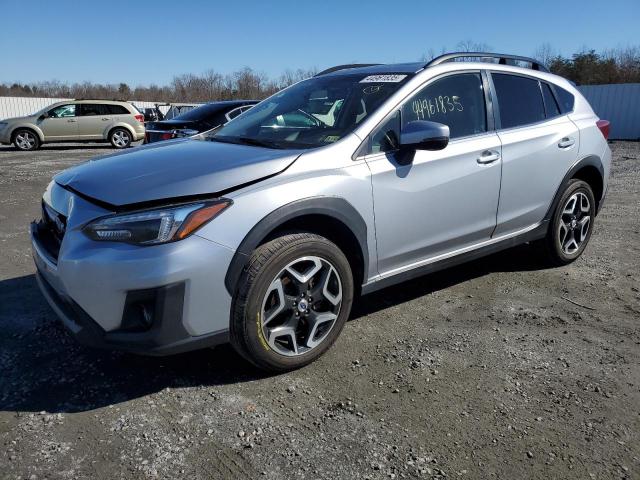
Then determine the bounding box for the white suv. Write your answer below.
[31,53,611,371]
[0,99,145,150]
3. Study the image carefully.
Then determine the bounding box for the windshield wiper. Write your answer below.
[210,135,283,149]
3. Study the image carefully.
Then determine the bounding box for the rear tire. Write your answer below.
[12,129,40,151]
[537,179,596,266]
[230,233,354,372]
[109,128,132,149]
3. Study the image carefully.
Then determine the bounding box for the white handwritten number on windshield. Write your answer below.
[412,95,463,120]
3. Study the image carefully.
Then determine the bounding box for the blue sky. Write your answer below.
[1,0,638,86]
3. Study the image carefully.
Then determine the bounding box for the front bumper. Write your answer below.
[31,217,235,355]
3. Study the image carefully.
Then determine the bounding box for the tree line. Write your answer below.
[1,45,638,103]
[0,68,317,103]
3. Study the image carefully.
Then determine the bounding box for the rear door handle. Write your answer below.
[101,117,109,121]
[66,119,76,123]
[477,150,501,164]
[558,137,575,148]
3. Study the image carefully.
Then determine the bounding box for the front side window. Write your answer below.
[206,73,412,149]
[370,110,400,154]
[48,104,76,118]
[401,73,487,139]
[492,73,545,129]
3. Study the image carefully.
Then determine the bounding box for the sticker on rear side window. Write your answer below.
[360,74,407,83]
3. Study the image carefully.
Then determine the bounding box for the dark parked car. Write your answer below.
[144,100,257,143]
[142,107,164,122]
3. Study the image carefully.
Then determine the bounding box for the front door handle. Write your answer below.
[558,137,575,148]
[477,150,501,164]
[101,117,109,121]
[67,119,76,123]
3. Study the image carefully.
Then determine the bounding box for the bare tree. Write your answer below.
[534,43,557,68]
[456,40,493,53]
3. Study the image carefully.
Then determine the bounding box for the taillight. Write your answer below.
[596,120,610,140]
[161,132,174,140]
[134,114,145,123]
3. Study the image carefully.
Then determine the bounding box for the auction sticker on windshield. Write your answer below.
[360,74,407,83]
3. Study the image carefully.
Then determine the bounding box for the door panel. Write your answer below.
[367,133,502,275]
[494,115,579,236]
[76,116,109,139]
[77,104,112,139]
[39,104,77,140]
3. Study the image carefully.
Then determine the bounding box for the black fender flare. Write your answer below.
[224,197,369,295]
[543,154,605,222]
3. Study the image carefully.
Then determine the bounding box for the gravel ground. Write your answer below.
[0,141,638,480]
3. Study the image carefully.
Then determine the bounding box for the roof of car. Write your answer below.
[71,99,132,104]
[320,62,425,76]
[317,52,550,78]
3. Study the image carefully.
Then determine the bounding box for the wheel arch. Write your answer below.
[544,155,605,221]
[224,197,369,297]
[11,125,44,143]
[107,123,135,141]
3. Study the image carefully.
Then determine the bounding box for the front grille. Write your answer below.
[38,201,67,260]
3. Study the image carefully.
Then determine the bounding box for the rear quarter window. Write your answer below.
[492,73,546,129]
[552,85,575,113]
[107,104,131,115]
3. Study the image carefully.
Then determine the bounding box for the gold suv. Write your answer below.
[0,99,146,150]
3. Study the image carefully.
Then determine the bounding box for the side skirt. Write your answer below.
[361,221,548,295]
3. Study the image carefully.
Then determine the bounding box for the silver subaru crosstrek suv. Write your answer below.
[31,53,611,371]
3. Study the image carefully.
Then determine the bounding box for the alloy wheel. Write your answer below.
[15,131,36,150]
[260,256,342,357]
[558,191,591,255]
[112,130,130,147]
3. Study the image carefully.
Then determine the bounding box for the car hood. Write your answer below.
[54,139,302,208]
[1,115,35,123]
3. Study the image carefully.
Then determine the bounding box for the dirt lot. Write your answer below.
[0,142,638,480]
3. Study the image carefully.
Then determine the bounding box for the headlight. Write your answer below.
[83,199,231,245]
[0,122,8,129]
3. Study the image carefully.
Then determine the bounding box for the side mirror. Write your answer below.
[38,113,48,120]
[400,121,450,151]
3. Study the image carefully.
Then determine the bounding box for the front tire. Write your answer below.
[13,129,40,151]
[109,128,132,149]
[539,179,596,266]
[230,233,354,372]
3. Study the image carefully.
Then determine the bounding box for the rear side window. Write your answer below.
[79,104,110,116]
[402,73,487,139]
[492,73,545,129]
[541,83,560,118]
[553,86,575,113]
[106,104,130,115]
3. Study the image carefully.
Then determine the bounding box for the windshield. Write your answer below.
[204,73,411,149]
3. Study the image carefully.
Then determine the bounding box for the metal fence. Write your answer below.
[2,85,639,139]
[578,84,640,140]
[0,96,173,119]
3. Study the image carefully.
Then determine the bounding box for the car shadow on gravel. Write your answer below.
[0,244,548,414]
[0,143,142,153]
[350,243,546,319]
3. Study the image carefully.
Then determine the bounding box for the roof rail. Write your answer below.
[426,52,549,73]
[73,98,130,102]
[315,63,382,76]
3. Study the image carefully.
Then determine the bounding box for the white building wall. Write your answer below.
[0,96,173,119]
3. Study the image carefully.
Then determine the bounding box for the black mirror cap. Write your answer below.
[400,120,450,151]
